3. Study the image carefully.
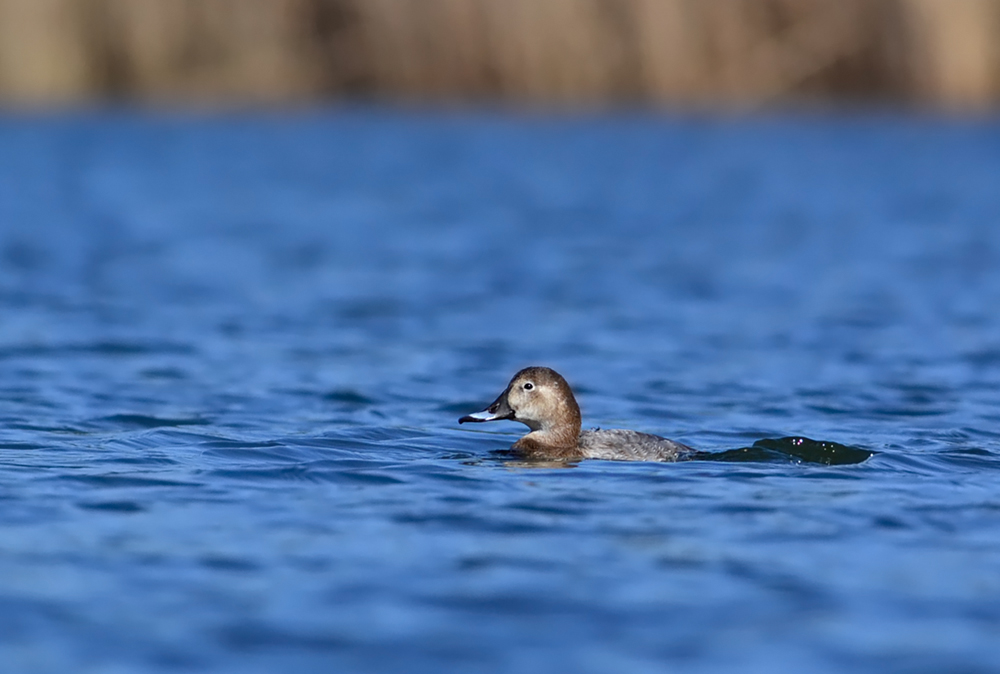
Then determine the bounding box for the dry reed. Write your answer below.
[0,0,997,108]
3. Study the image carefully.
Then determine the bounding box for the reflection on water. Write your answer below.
[472,437,874,468]
[0,111,999,673]
[699,436,876,465]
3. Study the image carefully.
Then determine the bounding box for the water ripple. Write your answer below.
[2,112,1000,674]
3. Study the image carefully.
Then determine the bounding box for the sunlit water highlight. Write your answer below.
[1,111,1000,673]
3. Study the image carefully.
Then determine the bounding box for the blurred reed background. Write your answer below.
[0,0,998,109]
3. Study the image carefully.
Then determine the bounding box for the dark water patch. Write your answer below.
[55,474,202,488]
[199,443,319,464]
[319,470,407,486]
[200,447,300,463]
[457,554,561,572]
[712,503,779,515]
[98,428,216,451]
[92,414,212,430]
[199,556,261,573]
[77,500,145,513]
[874,451,952,476]
[138,367,188,380]
[0,388,57,407]
[935,446,1000,471]
[0,341,195,360]
[796,469,869,481]
[394,511,556,534]
[317,427,434,448]
[722,559,834,609]
[215,621,349,652]
[507,501,587,517]
[336,298,403,321]
[420,590,598,619]
[6,423,88,434]
[98,456,183,469]
[697,437,875,466]
[300,457,399,471]
[206,466,317,483]
[0,443,47,450]
[322,389,376,405]
[203,462,407,485]
[868,405,952,418]
[437,451,479,462]
[200,439,284,450]
[805,402,870,416]
[872,515,910,529]
[0,595,82,633]
[398,461,494,485]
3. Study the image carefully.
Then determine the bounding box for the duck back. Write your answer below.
[578,429,693,462]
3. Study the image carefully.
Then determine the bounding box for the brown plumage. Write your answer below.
[459,366,693,462]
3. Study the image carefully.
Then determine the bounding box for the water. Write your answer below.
[1,110,1000,673]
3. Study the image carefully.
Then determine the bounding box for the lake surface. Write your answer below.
[2,110,1000,673]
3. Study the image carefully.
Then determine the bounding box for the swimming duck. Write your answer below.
[459,366,693,462]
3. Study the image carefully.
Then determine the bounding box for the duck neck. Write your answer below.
[513,430,582,459]
[513,411,581,458]
[522,425,579,448]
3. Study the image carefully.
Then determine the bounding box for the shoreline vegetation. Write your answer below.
[1,0,999,109]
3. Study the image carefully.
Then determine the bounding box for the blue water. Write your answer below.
[2,110,1000,673]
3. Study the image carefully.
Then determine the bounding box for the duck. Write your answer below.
[458,366,694,462]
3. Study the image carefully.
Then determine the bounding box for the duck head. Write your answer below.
[459,367,582,448]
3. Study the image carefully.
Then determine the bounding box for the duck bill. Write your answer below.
[459,390,514,424]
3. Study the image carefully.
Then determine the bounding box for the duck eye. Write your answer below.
[523,382,534,391]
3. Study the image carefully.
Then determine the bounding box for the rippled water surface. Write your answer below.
[2,110,1000,673]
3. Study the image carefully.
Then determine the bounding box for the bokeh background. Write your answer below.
[2,0,1000,110]
[4,3,1000,674]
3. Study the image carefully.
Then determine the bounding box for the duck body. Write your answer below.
[579,429,692,462]
[459,366,694,463]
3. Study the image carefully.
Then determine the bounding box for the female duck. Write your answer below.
[459,366,693,462]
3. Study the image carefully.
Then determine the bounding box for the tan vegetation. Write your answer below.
[0,0,998,109]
